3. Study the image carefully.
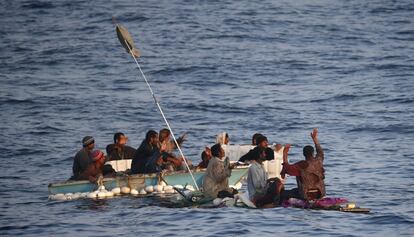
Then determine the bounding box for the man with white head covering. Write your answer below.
[216,132,229,145]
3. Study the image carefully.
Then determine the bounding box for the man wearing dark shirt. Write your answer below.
[72,136,95,180]
[131,130,160,174]
[239,135,274,163]
[106,132,136,161]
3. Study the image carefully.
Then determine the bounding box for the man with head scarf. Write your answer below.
[216,132,229,145]
[71,136,95,180]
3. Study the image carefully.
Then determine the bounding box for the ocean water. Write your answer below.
[1,0,413,236]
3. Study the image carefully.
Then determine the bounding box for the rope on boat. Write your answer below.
[116,23,199,190]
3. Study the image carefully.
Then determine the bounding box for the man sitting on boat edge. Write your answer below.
[281,128,326,201]
[197,146,212,169]
[246,145,301,208]
[158,128,191,171]
[71,136,95,180]
[131,130,160,174]
[202,143,238,199]
[76,150,106,182]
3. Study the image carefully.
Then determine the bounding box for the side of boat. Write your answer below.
[48,167,248,194]
[48,144,283,195]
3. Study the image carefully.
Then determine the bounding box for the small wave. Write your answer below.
[0,176,22,180]
[347,124,414,134]
[367,214,414,225]
[310,93,365,103]
[0,98,36,105]
[21,1,55,9]
[379,97,414,104]
[150,65,217,76]
[118,14,150,23]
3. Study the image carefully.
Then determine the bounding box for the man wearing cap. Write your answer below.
[71,136,95,180]
[239,134,274,163]
[77,150,106,182]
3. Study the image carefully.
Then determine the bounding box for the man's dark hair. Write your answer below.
[252,133,263,145]
[256,135,268,146]
[145,130,158,142]
[303,145,315,158]
[114,132,125,143]
[201,151,210,161]
[210,143,222,157]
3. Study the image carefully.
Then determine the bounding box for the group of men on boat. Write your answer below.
[72,129,189,182]
[71,128,325,207]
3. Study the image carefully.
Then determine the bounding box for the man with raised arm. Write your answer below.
[281,128,326,200]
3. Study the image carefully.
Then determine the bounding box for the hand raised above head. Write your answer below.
[283,144,291,153]
[180,133,187,140]
[282,144,290,163]
[311,128,318,140]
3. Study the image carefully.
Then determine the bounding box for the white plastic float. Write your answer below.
[49,181,201,202]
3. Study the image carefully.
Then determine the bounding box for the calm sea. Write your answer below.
[0,0,413,236]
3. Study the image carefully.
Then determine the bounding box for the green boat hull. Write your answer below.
[48,167,248,194]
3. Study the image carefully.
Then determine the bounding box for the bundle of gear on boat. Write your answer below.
[70,128,326,207]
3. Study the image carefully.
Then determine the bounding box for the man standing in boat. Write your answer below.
[71,136,95,180]
[281,128,326,200]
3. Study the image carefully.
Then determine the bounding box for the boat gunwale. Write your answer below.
[48,166,249,188]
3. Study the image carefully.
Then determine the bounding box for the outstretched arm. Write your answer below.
[239,149,254,162]
[281,144,307,178]
[282,144,291,164]
[311,128,324,161]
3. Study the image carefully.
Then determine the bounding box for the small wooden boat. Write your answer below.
[48,166,248,195]
[48,144,282,195]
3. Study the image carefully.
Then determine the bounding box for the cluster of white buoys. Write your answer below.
[229,182,243,190]
[213,197,237,207]
[138,183,182,195]
[49,182,184,201]
[49,185,119,201]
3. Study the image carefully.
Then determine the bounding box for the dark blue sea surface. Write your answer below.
[1,0,413,236]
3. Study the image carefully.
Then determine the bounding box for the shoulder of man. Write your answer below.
[106,144,115,154]
[125,145,137,152]
[76,148,88,156]
[295,160,309,169]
